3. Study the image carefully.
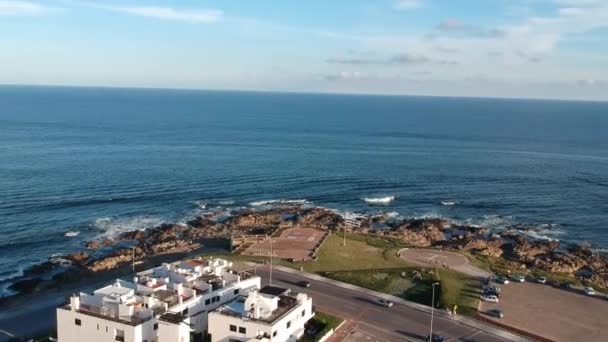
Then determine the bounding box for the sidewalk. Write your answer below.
[268,264,534,342]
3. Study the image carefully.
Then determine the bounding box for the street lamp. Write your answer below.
[429,282,440,342]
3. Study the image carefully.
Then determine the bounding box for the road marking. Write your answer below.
[358,321,418,342]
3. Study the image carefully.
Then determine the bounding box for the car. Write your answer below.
[512,274,526,282]
[483,285,501,293]
[537,276,547,284]
[487,309,504,319]
[377,299,394,308]
[584,286,596,296]
[297,280,311,288]
[562,282,573,289]
[427,334,444,342]
[495,276,509,285]
[483,290,501,298]
[481,294,499,303]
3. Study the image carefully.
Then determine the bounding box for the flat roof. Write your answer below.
[259,285,288,297]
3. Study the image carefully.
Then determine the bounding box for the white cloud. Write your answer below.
[0,0,45,16]
[394,0,424,10]
[102,5,223,23]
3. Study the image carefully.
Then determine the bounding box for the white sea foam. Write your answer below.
[94,216,166,238]
[441,201,456,206]
[249,199,309,206]
[64,230,80,237]
[362,196,396,204]
[219,200,235,205]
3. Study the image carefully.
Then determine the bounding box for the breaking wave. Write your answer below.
[94,216,167,238]
[249,199,309,206]
[362,196,396,204]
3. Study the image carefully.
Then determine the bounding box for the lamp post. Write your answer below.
[429,282,440,342]
[269,236,273,285]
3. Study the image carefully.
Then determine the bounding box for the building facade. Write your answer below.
[57,258,261,342]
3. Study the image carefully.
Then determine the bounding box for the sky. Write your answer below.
[1,0,607,100]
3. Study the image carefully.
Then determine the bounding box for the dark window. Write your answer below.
[97,323,99,330]
[75,318,81,326]
[182,308,189,315]
[287,321,291,329]
[233,289,239,295]
[205,298,211,305]
[273,331,277,337]
[230,325,237,332]
[153,323,158,330]
[238,327,246,334]
[302,310,305,317]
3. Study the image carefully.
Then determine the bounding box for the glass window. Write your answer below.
[74,318,81,326]
[287,321,291,328]
[239,327,246,334]
[230,324,237,332]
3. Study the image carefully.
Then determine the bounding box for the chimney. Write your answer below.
[70,295,80,311]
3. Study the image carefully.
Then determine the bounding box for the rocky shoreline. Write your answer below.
[4,204,608,299]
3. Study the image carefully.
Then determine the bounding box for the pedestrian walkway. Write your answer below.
[325,320,358,342]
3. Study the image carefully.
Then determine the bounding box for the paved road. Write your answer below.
[257,269,513,342]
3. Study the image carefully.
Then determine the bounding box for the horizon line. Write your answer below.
[1,82,607,104]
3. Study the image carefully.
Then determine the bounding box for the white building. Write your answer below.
[208,285,314,342]
[57,258,260,342]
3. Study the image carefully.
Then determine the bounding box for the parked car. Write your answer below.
[537,276,547,284]
[561,282,573,289]
[427,334,444,342]
[297,280,311,288]
[487,309,504,319]
[512,274,526,283]
[483,290,501,298]
[483,285,501,293]
[495,276,509,285]
[584,287,596,296]
[481,294,499,303]
[377,299,394,308]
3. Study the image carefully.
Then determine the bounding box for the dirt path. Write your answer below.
[398,248,490,278]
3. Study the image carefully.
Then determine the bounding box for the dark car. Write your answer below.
[495,276,509,284]
[428,334,444,342]
[298,280,311,288]
[483,290,501,298]
[562,282,573,289]
[487,309,504,319]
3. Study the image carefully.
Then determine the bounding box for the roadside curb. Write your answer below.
[257,263,534,342]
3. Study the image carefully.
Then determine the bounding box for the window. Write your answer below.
[74,318,81,326]
[97,323,99,330]
[302,310,305,317]
[286,321,291,329]
[273,331,277,337]
[239,327,246,334]
[153,323,158,330]
[115,329,125,342]
[205,298,211,305]
[233,289,239,295]
[182,308,189,315]
[230,325,237,332]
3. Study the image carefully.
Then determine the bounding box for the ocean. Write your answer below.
[1,86,607,295]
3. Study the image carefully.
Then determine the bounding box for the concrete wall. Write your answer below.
[57,308,145,342]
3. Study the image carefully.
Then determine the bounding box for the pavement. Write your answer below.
[398,248,491,279]
[256,267,531,342]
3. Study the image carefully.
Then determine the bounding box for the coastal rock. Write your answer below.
[187,216,217,229]
[226,210,283,230]
[511,236,559,262]
[463,238,504,257]
[65,252,90,266]
[296,208,344,229]
[87,248,143,272]
[389,218,448,247]
[85,238,115,249]
[119,230,146,241]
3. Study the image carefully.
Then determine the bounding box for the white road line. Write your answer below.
[0,328,15,338]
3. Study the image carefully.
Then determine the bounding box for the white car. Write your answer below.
[537,276,547,284]
[481,294,499,303]
[584,287,596,296]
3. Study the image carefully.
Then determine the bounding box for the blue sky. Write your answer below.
[1,0,607,100]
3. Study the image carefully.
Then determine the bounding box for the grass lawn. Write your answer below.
[299,311,343,342]
[326,267,480,316]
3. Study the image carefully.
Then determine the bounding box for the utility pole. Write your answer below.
[132,246,136,273]
[343,226,346,246]
[429,282,440,342]
[269,236,273,285]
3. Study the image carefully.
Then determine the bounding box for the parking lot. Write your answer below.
[242,227,325,261]
[479,280,608,342]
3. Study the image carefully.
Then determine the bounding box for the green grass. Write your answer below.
[299,311,343,342]
[326,267,480,316]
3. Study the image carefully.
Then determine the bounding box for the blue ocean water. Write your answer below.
[1,86,608,293]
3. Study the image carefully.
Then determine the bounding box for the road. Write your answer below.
[257,268,514,342]
[1,268,518,342]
